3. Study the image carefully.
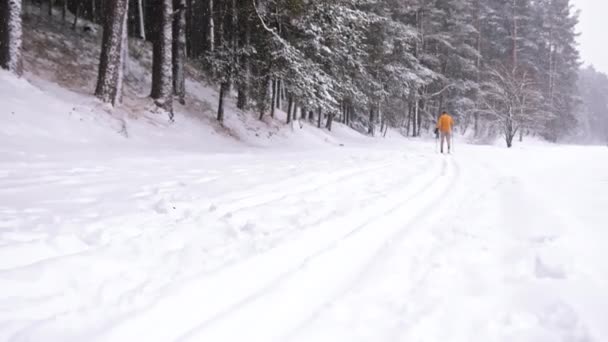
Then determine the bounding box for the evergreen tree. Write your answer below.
[0,0,23,75]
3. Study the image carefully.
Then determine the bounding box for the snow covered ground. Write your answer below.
[2,134,608,342]
[2,69,608,341]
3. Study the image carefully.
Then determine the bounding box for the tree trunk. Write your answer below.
[406,104,412,136]
[172,0,186,104]
[0,0,23,75]
[236,87,247,110]
[270,79,276,118]
[286,94,293,124]
[417,101,423,137]
[413,98,419,137]
[326,112,334,131]
[511,0,518,68]
[368,107,375,136]
[505,113,515,148]
[217,81,228,123]
[91,0,97,23]
[151,0,174,117]
[185,0,192,55]
[344,104,349,125]
[347,104,352,126]
[378,101,382,129]
[276,79,281,109]
[236,4,250,110]
[473,112,479,137]
[94,0,128,105]
[301,106,306,120]
[72,1,82,29]
[48,0,52,16]
[317,107,321,128]
[62,0,66,22]
[119,4,128,104]
[207,0,214,51]
[137,0,146,39]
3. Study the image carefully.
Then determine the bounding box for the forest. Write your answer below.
[2,0,604,146]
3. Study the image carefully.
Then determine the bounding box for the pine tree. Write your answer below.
[172,0,187,105]
[151,0,174,118]
[535,0,580,141]
[94,0,129,105]
[0,0,23,75]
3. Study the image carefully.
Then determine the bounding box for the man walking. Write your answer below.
[436,111,454,154]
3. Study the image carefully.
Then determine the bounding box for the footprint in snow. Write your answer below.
[534,255,566,280]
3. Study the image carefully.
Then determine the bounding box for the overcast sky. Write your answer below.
[571,0,608,73]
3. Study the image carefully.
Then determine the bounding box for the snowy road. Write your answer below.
[1,143,607,341]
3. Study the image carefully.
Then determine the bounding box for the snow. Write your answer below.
[2,69,608,342]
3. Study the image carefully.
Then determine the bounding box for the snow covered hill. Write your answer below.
[11,12,372,156]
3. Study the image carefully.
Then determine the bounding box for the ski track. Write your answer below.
[87,154,453,342]
[287,147,608,342]
[0,148,434,341]
[1,144,607,342]
[174,157,460,342]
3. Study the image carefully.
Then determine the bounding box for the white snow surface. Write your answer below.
[2,70,608,342]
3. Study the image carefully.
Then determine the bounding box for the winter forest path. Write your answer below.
[1,143,607,341]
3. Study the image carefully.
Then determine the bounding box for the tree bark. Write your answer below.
[276,79,281,108]
[94,0,128,105]
[345,104,350,126]
[258,75,270,120]
[172,0,186,104]
[326,112,334,131]
[406,104,412,136]
[137,0,146,39]
[286,94,293,124]
[151,0,174,117]
[368,107,374,136]
[48,0,52,16]
[207,0,214,51]
[236,1,249,110]
[72,1,82,30]
[511,0,518,68]
[417,99,423,137]
[413,98,419,137]
[217,81,228,124]
[62,0,66,22]
[317,107,321,128]
[0,0,23,75]
[270,78,276,118]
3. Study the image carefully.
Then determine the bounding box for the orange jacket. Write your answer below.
[436,113,454,133]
